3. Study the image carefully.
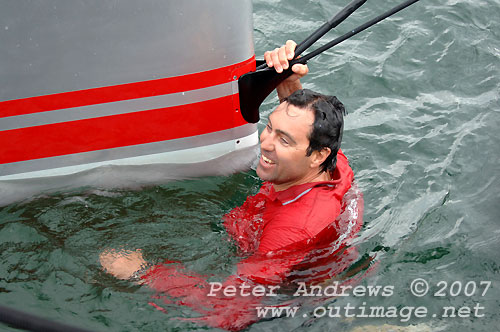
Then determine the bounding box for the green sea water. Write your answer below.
[1,0,499,331]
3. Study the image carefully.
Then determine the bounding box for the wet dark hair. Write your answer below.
[282,89,346,172]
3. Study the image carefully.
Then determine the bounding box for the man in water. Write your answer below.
[100,40,363,330]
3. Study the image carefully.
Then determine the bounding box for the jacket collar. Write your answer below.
[259,169,341,205]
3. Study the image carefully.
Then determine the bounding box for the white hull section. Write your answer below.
[0,130,259,206]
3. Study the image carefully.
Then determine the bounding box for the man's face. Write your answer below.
[256,102,318,191]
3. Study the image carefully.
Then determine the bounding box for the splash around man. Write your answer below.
[100,40,363,330]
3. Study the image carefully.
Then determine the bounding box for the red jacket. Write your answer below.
[143,150,364,330]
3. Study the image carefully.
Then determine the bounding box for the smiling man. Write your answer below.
[258,89,345,191]
[242,86,354,254]
[100,40,363,331]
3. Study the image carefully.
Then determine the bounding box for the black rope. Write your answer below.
[256,0,367,70]
[256,0,422,70]
[0,304,100,332]
[298,0,422,63]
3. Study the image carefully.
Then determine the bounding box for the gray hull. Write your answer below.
[0,1,259,204]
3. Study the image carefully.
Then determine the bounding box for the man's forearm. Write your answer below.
[277,79,303,102]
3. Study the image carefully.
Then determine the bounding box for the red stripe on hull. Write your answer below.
[1,96,248,164]
[0,56,256,166]
[0,57,255,118]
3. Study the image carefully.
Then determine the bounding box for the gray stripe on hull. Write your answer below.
[0,124,257,176]
[0,82,234,131]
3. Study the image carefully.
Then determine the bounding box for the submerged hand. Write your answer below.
[100,248,147,280]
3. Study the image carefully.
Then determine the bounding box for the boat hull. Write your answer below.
[0,1,259,203]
